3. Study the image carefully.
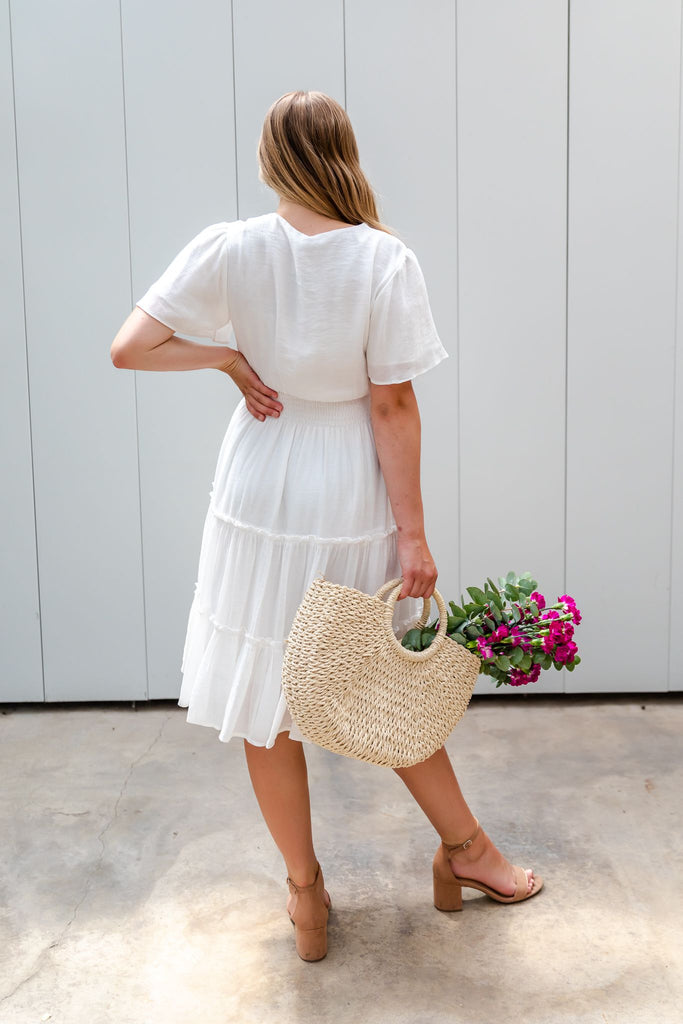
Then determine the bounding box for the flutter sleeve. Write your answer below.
[135,222,230,340]
[365,247,449,385]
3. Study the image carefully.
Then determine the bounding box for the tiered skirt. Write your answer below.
[178,390,424,748]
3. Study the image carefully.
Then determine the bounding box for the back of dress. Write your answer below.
[136,211,448,400]
[134,210,448,750]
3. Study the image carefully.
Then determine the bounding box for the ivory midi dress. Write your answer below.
[136,211,449,748]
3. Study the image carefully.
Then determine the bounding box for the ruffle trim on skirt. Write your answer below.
[194,504,410,641]
[178,507,425,748]
[210,505,399,546]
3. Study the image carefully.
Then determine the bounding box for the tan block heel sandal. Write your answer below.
[286,861,331,961]
[433,817,544,911]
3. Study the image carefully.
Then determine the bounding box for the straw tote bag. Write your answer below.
[282,575,482,768]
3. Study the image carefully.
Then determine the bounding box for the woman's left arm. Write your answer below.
[111,307,282,421]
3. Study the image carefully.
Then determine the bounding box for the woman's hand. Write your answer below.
[216,351,283,421]
[396,533,438,601]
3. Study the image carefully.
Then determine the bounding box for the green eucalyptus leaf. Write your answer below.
[421,628,436,648]
[402,628,423,650]
[449,633,469,647]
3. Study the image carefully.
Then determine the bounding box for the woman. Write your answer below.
[111,90,542,962]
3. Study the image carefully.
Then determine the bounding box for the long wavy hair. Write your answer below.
[257,91,397,237]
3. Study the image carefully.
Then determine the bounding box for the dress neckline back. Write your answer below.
[272,211,368,239]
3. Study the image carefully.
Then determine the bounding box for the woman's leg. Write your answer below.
[243,730,320,887]
[392,745,477,843]
[393,746,534,894]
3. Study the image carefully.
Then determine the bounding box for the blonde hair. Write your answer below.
[257,91,397,237]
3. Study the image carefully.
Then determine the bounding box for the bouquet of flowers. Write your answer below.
[401,571,581,687]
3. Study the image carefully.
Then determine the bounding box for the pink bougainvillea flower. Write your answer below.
[406,572,581,687]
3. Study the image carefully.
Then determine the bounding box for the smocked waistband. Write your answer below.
[262,391,372,425]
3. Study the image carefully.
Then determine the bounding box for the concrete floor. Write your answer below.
[0,694,681,1024]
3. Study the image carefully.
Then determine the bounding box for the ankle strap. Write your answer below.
[442,817,479,852]
[286,861,321,892]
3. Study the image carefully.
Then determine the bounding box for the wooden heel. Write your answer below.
[433,872,463,912]
[294,924,328,961]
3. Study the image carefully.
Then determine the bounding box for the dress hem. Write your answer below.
[177,700,310,747]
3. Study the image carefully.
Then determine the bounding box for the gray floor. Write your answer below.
[0,694,681,1024]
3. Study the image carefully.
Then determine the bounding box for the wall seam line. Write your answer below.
[667,0,683,691]
[118,0,150,700]
[342,0,347,109]
[7,0,46,700]
[564,0,571,694]
[231,0,239,217]
[455,1,462,615]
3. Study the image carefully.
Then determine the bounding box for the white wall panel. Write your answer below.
[457,1,569,695]
[0,0,42,701]
[10,0,145,700]
[122,0,238,700]
[346,0,458,634]
[567,0,680,692]
[2,1,681,703]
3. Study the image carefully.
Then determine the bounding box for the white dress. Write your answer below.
[136,211,449,747]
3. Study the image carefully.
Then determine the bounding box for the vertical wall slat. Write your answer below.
[123,0,238,699]
[567,0,680,693]
[11,0,146,700]
[0,0,43,701]
[457,1,569,694]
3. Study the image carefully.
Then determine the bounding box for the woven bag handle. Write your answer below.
[374,576,432,627]
[374,577,450,662]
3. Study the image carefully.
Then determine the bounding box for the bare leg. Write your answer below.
[243,730,320,887]
[393,746,534,895]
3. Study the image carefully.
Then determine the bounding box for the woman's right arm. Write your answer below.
[111,307,282,421]
[369,380,438,601]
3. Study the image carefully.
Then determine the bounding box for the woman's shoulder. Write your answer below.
[367,226,409,258]
[364,227,413,294]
